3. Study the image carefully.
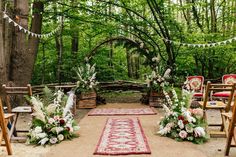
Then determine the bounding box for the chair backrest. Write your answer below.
[0,98,13,155]
[186,76,204,92]
[225,97,236,156]
[202,82,236,111]
[203,82,236,112]
[2,84,32,113]
[222,74,236,84]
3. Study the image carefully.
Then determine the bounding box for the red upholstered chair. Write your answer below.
[183,76,204,100]
[212,74,236,100]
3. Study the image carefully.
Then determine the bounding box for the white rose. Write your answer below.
[49,137,58,144]
[58,134,64,141]
[158,127,171,135]
[194,127,206,137]
[55,127,64,134]
[178,120,184,129]
[185,111,196,123]
[179,130,188,139]
[35,126,42,134]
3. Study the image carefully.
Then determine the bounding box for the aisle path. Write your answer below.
[43,103,210,157]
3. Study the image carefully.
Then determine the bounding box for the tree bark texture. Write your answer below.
[0,0,43,89]
[0,0,7,91]
[27,2,44,83]
[10,0,29,86]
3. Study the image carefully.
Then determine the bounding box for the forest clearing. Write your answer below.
[1,0,236,157]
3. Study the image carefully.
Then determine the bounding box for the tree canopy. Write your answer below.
[1,0,236,86]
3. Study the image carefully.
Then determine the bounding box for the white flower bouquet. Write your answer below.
[75,63,99,93]
[158,88,208,144]
[145,66,171,93]
[27,87,79,145]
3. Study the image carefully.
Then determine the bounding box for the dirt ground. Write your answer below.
[0,92,236,157]
[1,93,236,157]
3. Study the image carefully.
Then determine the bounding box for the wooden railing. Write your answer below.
[32,80,146,94]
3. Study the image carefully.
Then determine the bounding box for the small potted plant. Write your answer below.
[74,63,99,108]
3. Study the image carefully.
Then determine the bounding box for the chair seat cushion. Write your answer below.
[198,101,226,109]
[193,92,203,97]
[212,91,236,98]
[12,106,32,113]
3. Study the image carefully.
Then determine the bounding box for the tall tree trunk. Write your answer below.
[208,0,217,78]
[222,0,226,35]
[41,42,46,84]
[210,0,217,32]
[126,48,132,78]
[0,0,7,92]
[135,55,140,79]
[108,0,113,67]
[3,0,13,83]
[10,0,29,86]
[233,0,236,33]
[71,32,78,53]
[71,0,79,54]
[55,20,64,84]
[205,0,210,32]
[28,1,44,83]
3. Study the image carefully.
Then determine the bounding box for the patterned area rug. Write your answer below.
[88,108,156,116]
[94,118,151,155]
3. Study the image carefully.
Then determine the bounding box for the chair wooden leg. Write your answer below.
[11,113,19,139]
[0,118,13,155]
[8,115,16,140]
[225,130,233,156]
[222,115,230,137]
[220,110,225,131]
[203,110,210,134]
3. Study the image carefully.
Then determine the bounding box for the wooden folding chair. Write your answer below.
[183,76,204,100]
[2,84,33,141]
[0,98,15,155]
[224,97,236,156]
[198,82,236,137]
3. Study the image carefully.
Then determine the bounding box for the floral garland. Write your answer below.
[27,87,79,145]
[158,88,208,144]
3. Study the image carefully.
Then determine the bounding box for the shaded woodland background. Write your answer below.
[0,0,236,88]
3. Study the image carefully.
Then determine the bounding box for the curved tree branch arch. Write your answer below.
[85,36,152,61]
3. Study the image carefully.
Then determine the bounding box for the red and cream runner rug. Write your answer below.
[88,108,156,116]
[94,118,151,155]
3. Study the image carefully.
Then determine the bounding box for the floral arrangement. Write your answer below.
[74,63,99,94]
[158,88,208,144]
[145,66,171,93]
[27,87,79,145]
